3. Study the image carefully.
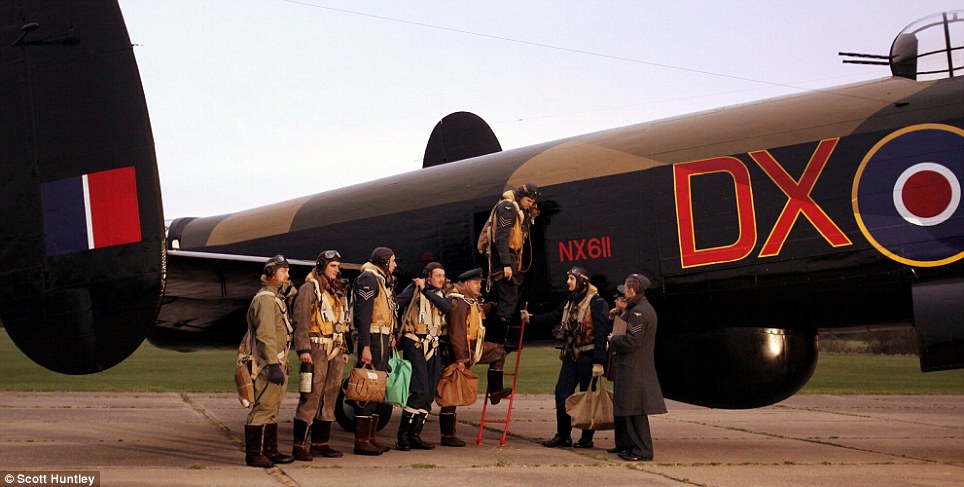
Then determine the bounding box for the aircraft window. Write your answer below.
[891,10,963,80]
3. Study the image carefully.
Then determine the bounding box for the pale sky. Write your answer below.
[116,1,962,219]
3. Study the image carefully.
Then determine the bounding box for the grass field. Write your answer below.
[1,329,962,394]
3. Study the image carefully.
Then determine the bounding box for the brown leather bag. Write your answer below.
[435,363,479,407]
[343,364,388,406]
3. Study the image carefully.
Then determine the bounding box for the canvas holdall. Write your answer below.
[565,378,615,431]
[384,350,412,407]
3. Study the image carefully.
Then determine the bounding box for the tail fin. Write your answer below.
[422,112,501,168]
[0,1,164,374]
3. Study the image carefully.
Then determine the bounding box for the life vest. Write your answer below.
[305,272,350,358]
[402,287,445,359]
[359,262,397,334]
[401,288,445,336]
[478,191,525,256]
[446,291,486,365]
[559,284,599,359]
[306,272,348,336]
[498,191,526,253]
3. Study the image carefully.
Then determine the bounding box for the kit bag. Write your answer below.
[384,350,412,407]
[435,363,479,407]
[343,363,388,406]
[565,378,615,431]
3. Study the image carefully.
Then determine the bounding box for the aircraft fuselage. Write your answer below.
[163,75,963,406]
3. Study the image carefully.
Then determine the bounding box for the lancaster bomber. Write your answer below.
[1,2,961,410]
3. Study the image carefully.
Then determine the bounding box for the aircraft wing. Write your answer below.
[152,250,358,351]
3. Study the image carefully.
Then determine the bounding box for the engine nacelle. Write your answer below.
[656,327,818,409]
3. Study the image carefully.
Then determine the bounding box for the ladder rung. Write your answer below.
[477,320,526,445]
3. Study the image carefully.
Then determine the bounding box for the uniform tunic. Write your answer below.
[609,295,666,417]
[609,293,666,459]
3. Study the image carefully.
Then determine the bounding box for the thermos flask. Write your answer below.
[299,362,313,393]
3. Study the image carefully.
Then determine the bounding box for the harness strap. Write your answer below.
[403,332,440,360]
[309,335,344,360]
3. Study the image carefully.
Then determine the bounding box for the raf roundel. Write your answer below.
[893,162,960,227]
[853,124,964,267]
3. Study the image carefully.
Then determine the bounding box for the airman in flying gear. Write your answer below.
[438,268,514,447]
[242,255,296,468]
[481,183,541,343]
[394,262,452,451]
[521,266,611,449]
[290,250,351,461]
[350,246,399,456]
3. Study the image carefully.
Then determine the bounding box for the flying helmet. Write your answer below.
[263,254,289,278]
[422,261,444,277]
[315,249,342,270]
[567,266,590,291]
[370,246,395,269]
[515,182,541,201]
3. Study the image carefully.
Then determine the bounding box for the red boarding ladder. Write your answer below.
[477,315,527,446]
